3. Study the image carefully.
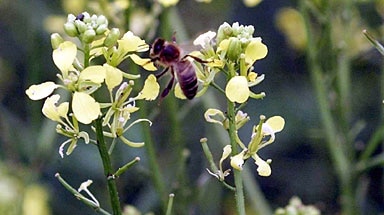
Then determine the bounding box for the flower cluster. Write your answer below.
[197,22,285,178]
[25,12,159,157]
[190,22,267,103]
[205,110,284,177]
[158,0,262,7]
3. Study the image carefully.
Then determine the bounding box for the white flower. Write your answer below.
[193,31,216,49]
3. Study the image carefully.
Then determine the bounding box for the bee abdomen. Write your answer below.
[177,61,198,99]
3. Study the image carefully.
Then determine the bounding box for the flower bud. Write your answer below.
[75,20,87,33]
[217,22,232,44]
[51,33,64,49]
[82,29,96,43]
[227,37,242,61]
[104,28,120,47]
[64,22,78,37]
[96,24,108,35]
[97,15,107,25]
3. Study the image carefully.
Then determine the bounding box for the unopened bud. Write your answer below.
[227,37,242,61]
[97,15,107,25]
[75,20,87,33]
[51,33,64,49]
[64,22,78,37]
[103,28,120,47]
[96,24,108,35]
[83,29,96,43]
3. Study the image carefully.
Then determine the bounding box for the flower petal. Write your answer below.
[225,76,249,103]
[220,145,232,164]
[136,74,159,100]
[119,135,145,148]
[72,92,101,124]
[265,116,285,133]
[52,41,77,73]
[104,64,123,91]
[253,154,271,176]
[230,151,245,170]
[129,54,157,71]
[79,65,106,84]
[204,108,225,125]
[25,81,58,100]
[245,38,268,65]
[42,94,68,122]
[193,31,216,49]
[118,31,149,53]
[174,83,186,99]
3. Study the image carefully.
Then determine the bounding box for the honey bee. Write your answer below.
[150,37,206,100]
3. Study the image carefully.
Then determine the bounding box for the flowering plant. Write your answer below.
[25,12,159,214]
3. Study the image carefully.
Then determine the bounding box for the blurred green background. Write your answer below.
[0,0,384,214]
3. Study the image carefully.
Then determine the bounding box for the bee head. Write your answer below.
[151,38,165,57]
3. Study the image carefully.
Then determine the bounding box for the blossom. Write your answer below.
[243,0,262,7]
[193,31,216,49]
[158,0,179,7]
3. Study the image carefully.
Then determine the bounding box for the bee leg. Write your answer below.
[156,67,170,79]
[183,55,210,64]
[157,74,175,105]
[160,74,175,99]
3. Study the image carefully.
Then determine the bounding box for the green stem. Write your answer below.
[84,43,91,68]
[139,103,167,212]
[95,118,122,215]
[227,100,246,215]
[55,173,111,215]
[300,2,356,215]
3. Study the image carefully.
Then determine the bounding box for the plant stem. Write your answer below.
[300,1,357,214]
[95,118,122,215]
[139,103,167,212]
[227,99,246,215]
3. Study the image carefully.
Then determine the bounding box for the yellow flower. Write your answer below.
[72,92,101,124]
[25,81,58,100]
[243,0,262,7]
[275,7,307,51]
[225,76,250,103]
[118,31,149,53]
[42,94,69,123]
[158,0,179,7]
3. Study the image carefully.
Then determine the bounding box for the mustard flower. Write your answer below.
[158,0,179,7]
[103,31,156,70]
[245,115,285,176]
[243,0,262,7]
